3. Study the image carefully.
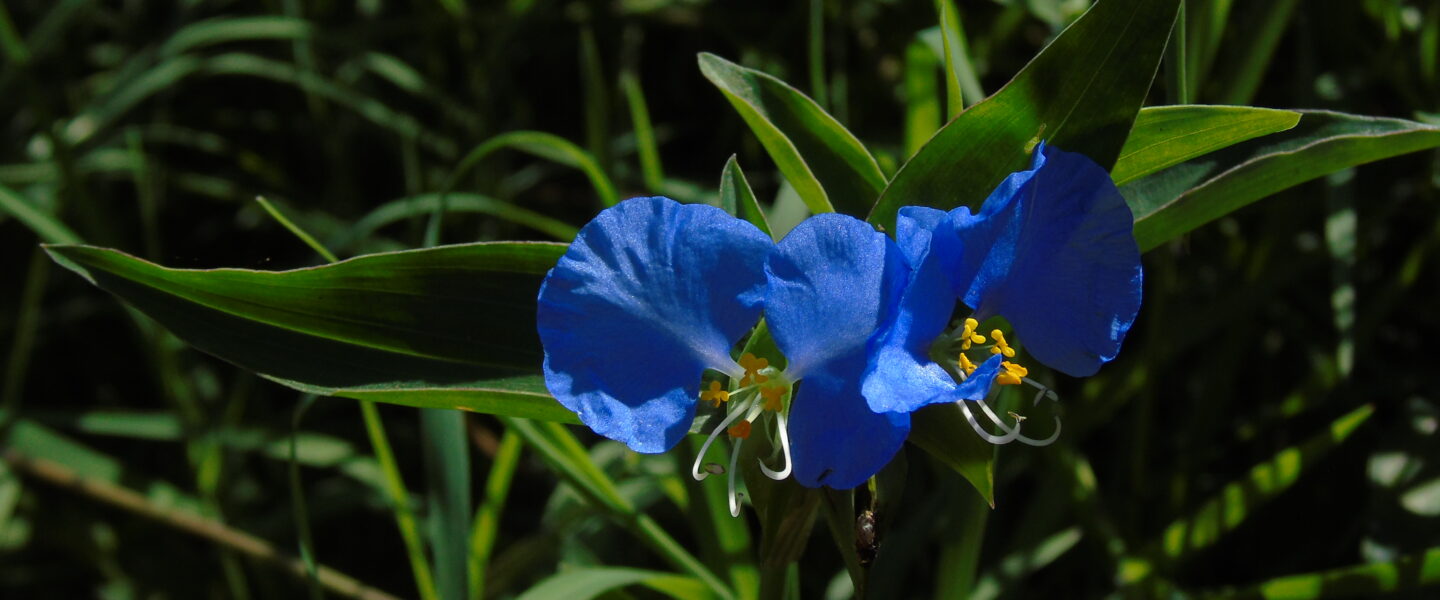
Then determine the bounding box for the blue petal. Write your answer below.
[952,354,1005,401]
[788,354,910,489]
[862,207,963,414]
[764,214,909,378]
[537,197,772,453]
[949,144,1143,376]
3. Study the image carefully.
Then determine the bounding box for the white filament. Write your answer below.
[959,400,1022,444]
[727,437,745,517]
[692,396,755,481]
[758,412,793,480]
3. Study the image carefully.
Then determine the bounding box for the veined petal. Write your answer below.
[788,355,910,489]
[537,196,772,453]
[950,144,1143,376]
[863,207,962,414]
[952,354,1004,401]
[764,214,909,378]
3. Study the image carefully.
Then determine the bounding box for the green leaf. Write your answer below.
[44,243,579,424]
[718,156,773,240]
[1196,546,1440,600]
[869,0,1182,230]
[0,182,81,244]
[515,567,706,600]
[933,0,982,116]
[1125,111,1440,252]
[907,402,995,506]
[442,131,618,209]
[504,419,734,599]
[1110,105,1301,185]
[903,39,943,158]
[698,52,886,217]
[337,192,579,249]
[1154,404,1373,563]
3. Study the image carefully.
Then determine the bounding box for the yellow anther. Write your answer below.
[760,385,787,412]
[700,381,730,407]
[958,353,978,375]
[738,352,770,386]
[996,361,1029,386]
[728,420,752,439]
[960,318,987,350]
[989,330,1016,357]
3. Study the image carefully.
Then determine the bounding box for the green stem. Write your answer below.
[808,0,827,108]
[361,402,439,600]
[1165,1,1190,104]
[256,200,436,600]
[468,429,522,600]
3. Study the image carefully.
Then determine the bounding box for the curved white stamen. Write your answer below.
[1021,377,1059,403]
[976,397,1061,447]
[692,396,756,481]
[759,412,793,480]
[727,437,745,517]
[1013,415,1061,447]
[958,400,1021,444]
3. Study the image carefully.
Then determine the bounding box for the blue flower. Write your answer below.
[862,143,1143,443]
[539,197,914,497]
[763,214,912,489]
[537,196,772,453]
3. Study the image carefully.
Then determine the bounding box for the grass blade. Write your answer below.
[621,71,665,193]
[698,52,886,217]
[1111,105,1300,185]
[903,39,942,158]
[1197,546,1440,600]
[470,429,521,600]
[1152,404,1373,563]
[1126,111,1440,251]
[870,0,1182,229]
[441,131,618,209]
[718,156,773,240]
[503,418,734,600]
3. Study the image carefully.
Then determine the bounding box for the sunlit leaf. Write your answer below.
[45,243,579,423]
[870,0,1182,229]
[1126,111,1440,251]
[698,52,886,217]
[1110,105,1300,185]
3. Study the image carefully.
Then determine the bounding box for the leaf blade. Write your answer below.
[45,242,579,422]
[1126,110,1440,251]
[870,0,1182,229]
[698,52,885,217]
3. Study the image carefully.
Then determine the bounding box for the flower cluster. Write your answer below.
[535,143,1142,512]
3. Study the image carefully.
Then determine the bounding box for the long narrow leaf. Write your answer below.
[698,52,885,217]
[1126,111,1440,251]
[1110,105,1300,185]
[45,243,579,423]
[870,0,1181,229]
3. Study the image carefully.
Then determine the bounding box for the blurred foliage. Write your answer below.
[1,0,1438,598]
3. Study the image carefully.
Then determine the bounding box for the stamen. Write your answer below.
[959,318,987,350]
[728,420,752,439]
[958,353,978,375]
[692,396,756,481]
[975,397,1060,447]
[990,330,1016,358]
[996,361,1029,386]
[700,380,730,407]
[759,385,787,412]
[727,437,745,517]
[759,412,793,480]
[958,400,1022,444]
[738,352,770,386]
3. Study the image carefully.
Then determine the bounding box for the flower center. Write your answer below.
[691,352,795,517]
[944,317,1061,447]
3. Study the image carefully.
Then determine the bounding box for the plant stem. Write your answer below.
[2,448,402,600]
